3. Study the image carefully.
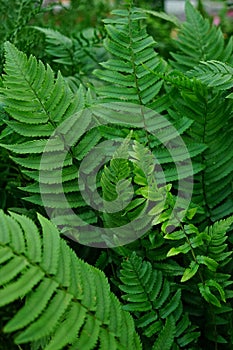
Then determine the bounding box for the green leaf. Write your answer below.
[181,261,199,282]
[198,283,221,307]
[196,255,218,272]
[0,266,44,307]
[152,316,176,350]
[160,290,181,318]
[144,10,180,27]
[206,280,226,303]
[167,243,191,257]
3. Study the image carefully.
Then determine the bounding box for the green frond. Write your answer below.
[152,316,176,350]
[0,42,95,220]
[119,252,198,347]
[94,6,165,105]
[170,1,233,71]
[99,136,147,243]
[119,253,173,314]
[203,216,233,266]
[0,210,141,349]
[170,83,233,223]
[164,219,233,306]
[34,27,73,66]
[168,32,233,221]
[189,60,233,91]
[34,26,105,90]
[99,137,170,244]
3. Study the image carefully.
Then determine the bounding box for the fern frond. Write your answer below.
[99,138,170,245]
[94,6,165,106]
[0,210,141,350]
[152,316,176,350]
[164,217,233,307]
[34,26,106,90]
[171,1,233,72]
[0,42,108,245]
[170,1,233,71]
[93,2,206,198]
[119,252,199,348]
[169,83,233,223]
[34,27,74,66]
[189,60,233,91]
[168,13,233,222]
[2,41,80,126]
[0,42,89,211]
[203,216,233,266]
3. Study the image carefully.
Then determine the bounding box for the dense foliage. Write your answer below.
[0,1,232,349]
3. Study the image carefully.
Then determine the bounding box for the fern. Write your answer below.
[99,135,173,246]
[165,217,233,286]
[93,5,166,105]
[0,42,107,247]
[0,210,141,350]
[176,89,233,223]
[188,60,233,91]
[0,40,192,247]
[34,26,106,90]
[0,5,208,238]
[0,40,169,247]
[1,2,233,348]
[170,1,233,71]
[203,217,233,267]
[167,2,233,224]
[93,2,206,192]
[119,252,200,349]
[0,43,85,201]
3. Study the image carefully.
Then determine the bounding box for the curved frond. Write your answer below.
[0,210,141,350]
[0,42,89,210]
